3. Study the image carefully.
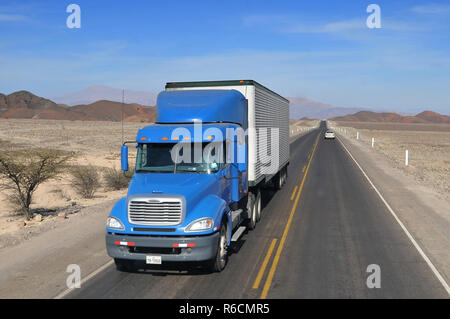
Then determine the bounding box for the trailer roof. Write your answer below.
[165,80,289,103]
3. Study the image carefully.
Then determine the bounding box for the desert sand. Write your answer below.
[0,119,146,239]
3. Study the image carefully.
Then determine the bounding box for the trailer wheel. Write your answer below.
[247,192,257,230]
[114,258,135,272]
[210,221,228,272]
[255,190,262,222]
[275,171,283,190]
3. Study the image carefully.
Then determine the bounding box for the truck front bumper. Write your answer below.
[106,232,220,263]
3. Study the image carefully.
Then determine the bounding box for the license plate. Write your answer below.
[146,255,162,265]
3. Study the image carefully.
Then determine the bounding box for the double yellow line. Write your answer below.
[252,133,320,299]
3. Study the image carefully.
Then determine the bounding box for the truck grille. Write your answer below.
[128,198,183,226]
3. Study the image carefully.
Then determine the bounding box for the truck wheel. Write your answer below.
[210,222,228,272]
[247,193,257,230]
[276,171,283,190]
[255,190,262,222]
[114,258,135,272]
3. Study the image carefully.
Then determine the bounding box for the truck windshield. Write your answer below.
[136,143,222,174]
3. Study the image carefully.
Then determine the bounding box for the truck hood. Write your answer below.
[127,173,219,213]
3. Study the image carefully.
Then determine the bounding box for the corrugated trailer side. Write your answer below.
[253,83,289,186]
[165,80,290,187]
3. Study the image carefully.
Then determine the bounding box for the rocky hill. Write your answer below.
[331,110,450,124]
[0,91,155,122]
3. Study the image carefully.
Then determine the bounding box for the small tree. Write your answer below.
[70,165,100,199]
[103,166,134,190]
[0,149,73,220]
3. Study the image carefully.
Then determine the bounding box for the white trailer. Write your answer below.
[165,80,290,187]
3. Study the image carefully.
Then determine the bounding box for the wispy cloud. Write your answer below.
[411,4,450,14]
[242,14,420,35]
[0,13,28,22]
[243,14,364,34]
[287,19,364,34]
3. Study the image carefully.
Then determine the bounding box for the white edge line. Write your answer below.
[53,259,115,299]
[337,135,450,295]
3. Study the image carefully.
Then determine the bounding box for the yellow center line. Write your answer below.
[252,238,278,289]
[290,186,298,201]
[260,133,320,299]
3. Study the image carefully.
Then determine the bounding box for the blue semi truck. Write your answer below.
[106,80,289,272]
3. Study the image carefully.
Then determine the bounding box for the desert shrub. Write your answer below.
[0,149,73,220]
[70,165,100,199]
[103,166,133,190]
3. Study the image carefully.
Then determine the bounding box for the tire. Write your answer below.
[255,190,262,222]
[114,258,135,272]
[278,167,287,188]
[210,221,228,272]
[275,171,283,190]
[247,192,257,230]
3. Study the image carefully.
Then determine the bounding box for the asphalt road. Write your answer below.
[67,121,448,298]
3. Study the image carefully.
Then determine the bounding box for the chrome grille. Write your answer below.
[128,198,183,226]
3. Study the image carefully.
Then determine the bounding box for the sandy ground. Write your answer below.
[0,119,146,246]
[329,121,450,202]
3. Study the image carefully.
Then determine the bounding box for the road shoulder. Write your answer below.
[0,200,115,298]
[337,133,450,287]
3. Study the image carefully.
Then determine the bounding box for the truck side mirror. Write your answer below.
[121,145,129,172]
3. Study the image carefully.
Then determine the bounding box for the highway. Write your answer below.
[67,121,448,298]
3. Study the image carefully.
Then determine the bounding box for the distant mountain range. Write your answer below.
[1,88,448,124]
[331,110,450,124]
[0,91,155,122]
[56,86,359,119]
[288,97,365,120]
[53,85,158,106]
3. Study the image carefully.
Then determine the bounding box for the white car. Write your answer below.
[324,130,336,139]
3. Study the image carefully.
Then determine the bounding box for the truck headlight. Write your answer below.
[106,217,124,230]
[185,218,214,232]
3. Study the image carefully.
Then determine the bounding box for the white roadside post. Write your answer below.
[405,150,409,166]
[357,132,360,140]
[372,137,374,148]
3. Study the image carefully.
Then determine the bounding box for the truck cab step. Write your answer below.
[231,226,246,242]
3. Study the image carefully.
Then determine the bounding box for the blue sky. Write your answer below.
[0,0,449,114]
